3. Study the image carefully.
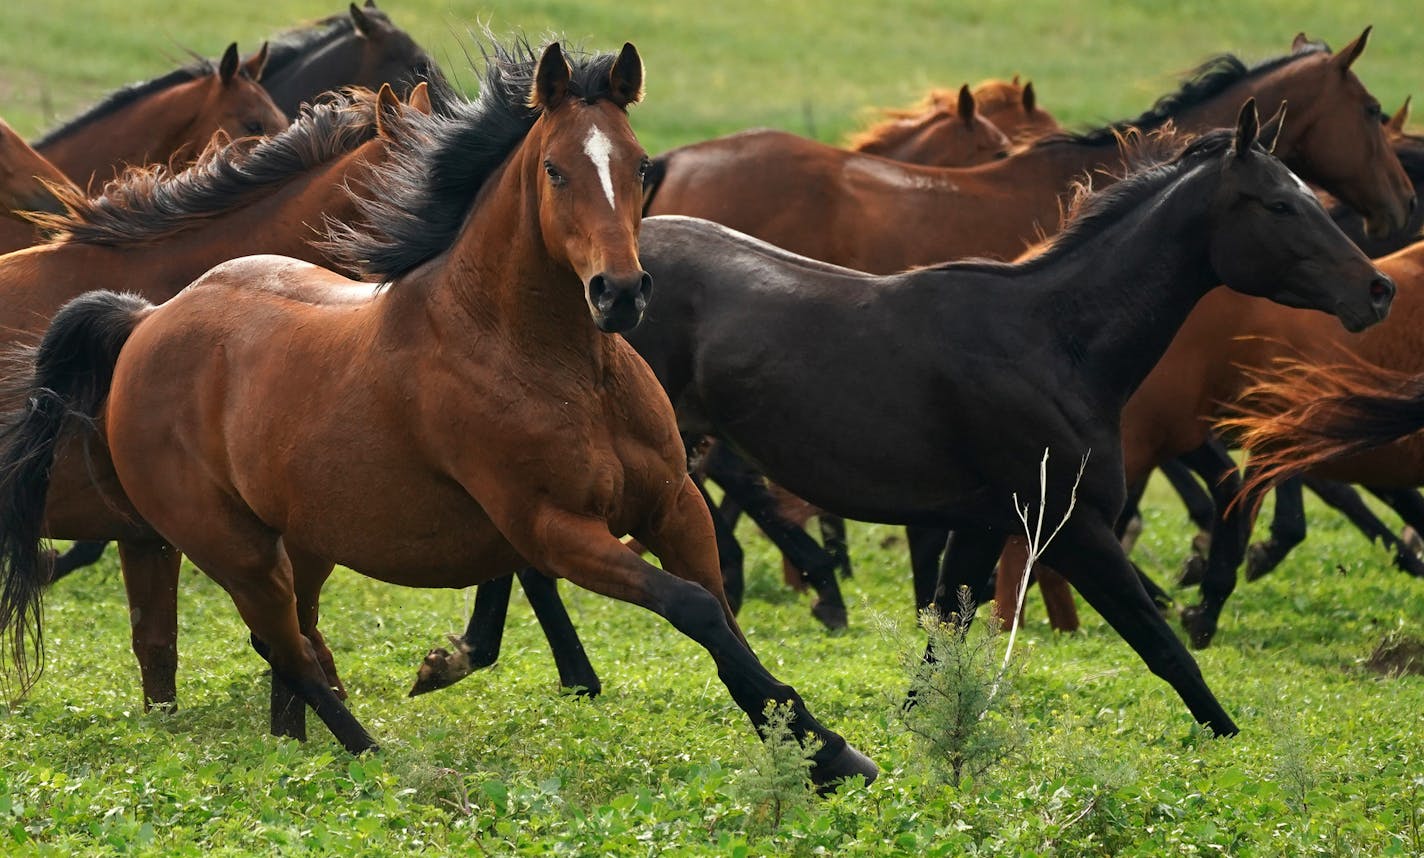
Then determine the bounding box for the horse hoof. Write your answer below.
[810,741,878,793]
[810,598,849,631]
[1181,604,1216,649]
[1403,526,1423,555]
[1244,542,1274,581]
[1178,554,1205,587]
[408,635,475,697]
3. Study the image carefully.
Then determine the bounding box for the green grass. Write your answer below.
[3,1,1424,854]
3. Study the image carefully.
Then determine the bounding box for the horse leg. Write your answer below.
[698,479,744,613]
[1161,457,1217,533]
[1115,476,1147,553]
[1364,487,1424,577]
[818,515,852,579]
[411,574,514,697]
[536,481,876,789]
[116,540,181,710]
[1045,518,1238,736]
[260,549,343,742]
[48,540,112,582]
[1179,442,1249,649]
[1036,568,1080,631]
[516,568,601,695]
[1243,477,1306,580]
[906,525,950,613]
[704,446,845,630]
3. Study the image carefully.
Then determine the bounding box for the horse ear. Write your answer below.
[1022,81,1036,114]
[1234,98,1260,158]
[608,43,644,108]
[219,43,241,84]
[407,81,432,115]
[374,83,401,137]
[349,2,377,38]
[365,0,378,6]
[1332,26,1371,75]
[1388,96,1411,133]
[242,42,270,82]
[1291,32,1312,53]
[1011,73,1021,86]
[529,42,572,110]
[1259,101,1287,153]
[957,84,975,125]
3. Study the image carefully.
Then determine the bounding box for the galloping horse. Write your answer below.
[0,84,427,708]
[0,118,76,253]
[0,40,877,787]
[417,103,1392,739]
[257,0,437,115]
[645,31,1414,272]
[33,43,287,192]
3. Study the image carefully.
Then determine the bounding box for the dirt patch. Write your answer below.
[1365,633,1424,678]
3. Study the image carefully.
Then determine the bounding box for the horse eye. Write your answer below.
[244,121,267,135]
[638,157,652,179]
[1265,200,1293,215]
[1366,103,1382,120]
[993,150,1010,160]
[544,160,565,185]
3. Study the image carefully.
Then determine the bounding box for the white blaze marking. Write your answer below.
[584,126,616,209]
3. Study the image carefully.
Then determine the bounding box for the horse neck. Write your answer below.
[38,82,203,190]
[428,147,609,368]
[264,42,361,116]
[1020,165,1221,403]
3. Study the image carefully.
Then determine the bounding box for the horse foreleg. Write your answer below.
[410,574,513,697]
[1178,440,1249,649]
[516,568,601,696]
[1364,487,1424,577]
[1047,517,1237,736]
[906,525,949,613]
[1244,477,1306,580]
[697,479,744,613]
[116,540,181,710]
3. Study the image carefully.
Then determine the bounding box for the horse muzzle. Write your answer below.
[1338,272,1396,332]
[588,271,653,334]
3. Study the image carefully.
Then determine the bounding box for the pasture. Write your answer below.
[0,1,1423,855]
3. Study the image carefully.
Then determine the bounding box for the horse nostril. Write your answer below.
[1410,195,1419,215]
[589,274,609,303]
[638,272,653,299]
[1370,276,1396,306]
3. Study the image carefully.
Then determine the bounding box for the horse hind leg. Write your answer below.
[117,540,182,710]
[541,480,876,790]
[261,548,341,742]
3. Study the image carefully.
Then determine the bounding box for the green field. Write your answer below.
[2,1,1424,855]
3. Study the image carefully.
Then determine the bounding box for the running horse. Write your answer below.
[0,83,429,709]
[33,42,287,193]
[413,102,1393,737]
[0,40,877,787]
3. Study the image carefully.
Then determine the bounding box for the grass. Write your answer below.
[2,0,1424,854]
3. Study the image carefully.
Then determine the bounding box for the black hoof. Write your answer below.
[1178,554,1205,587]
[1181,604,1217,649]
[810,741,878,793]
[810,598,849,631]
[1244,542,1275,581]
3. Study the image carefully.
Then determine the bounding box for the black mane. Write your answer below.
[35,89,384,246]
[33,57,218,149]
[324,37,625,281]
[260,11,359,80]
[1033,45,1329,150]
[944,128,1238,275]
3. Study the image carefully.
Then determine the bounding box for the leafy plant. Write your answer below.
[729,701,819,835]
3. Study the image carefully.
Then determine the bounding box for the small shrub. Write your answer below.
[730,700,818,835]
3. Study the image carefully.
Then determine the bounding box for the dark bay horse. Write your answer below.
[34,43,287,192]
[419,103,1392,738]
[0,117,75,253]
[0,40,877,787]
[645,31,1414,272]
[847,84,1012,166]
[0,84,428,709]
[257,0,437,115]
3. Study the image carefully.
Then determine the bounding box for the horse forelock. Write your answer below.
[34,88,385,246]
[322,35,629,281]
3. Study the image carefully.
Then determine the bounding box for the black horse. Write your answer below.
[413,103,1392,736]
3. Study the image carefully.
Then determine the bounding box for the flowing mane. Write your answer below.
[1032,44,1328,150]
[937,126,1236,274]
[31,89,386,246]
[33,57,222,148]
[324,37,627,281]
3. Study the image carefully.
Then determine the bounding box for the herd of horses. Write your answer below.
[0,6,1419,790]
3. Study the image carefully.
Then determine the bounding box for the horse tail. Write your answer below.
[641,153,669,215]
[1221,354,1424,505]
[0,290,151,700]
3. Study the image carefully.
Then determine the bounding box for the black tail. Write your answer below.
[0,290,150,700]
[640,153,669,215]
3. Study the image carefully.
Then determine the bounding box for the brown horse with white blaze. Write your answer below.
[0,40,875,786]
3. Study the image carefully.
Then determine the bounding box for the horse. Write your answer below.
[0,39,878,788]
[644,30,1415,272]
[0,117,76,253]
[33,42,287,193]
[257,0,438,116]
[414,102,1391,740]
[846,84,1012,166]
[969,76,1061,142]
[0,83,428,709]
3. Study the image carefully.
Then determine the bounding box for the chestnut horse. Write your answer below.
[0,84,428,709]
[0,118,76,253]
[413,103,1392,737]
[847,84,1012,166]
[0,41,877,787]
[257,0,437,115]
[33,43,287,193]
[645,31,1414,272]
